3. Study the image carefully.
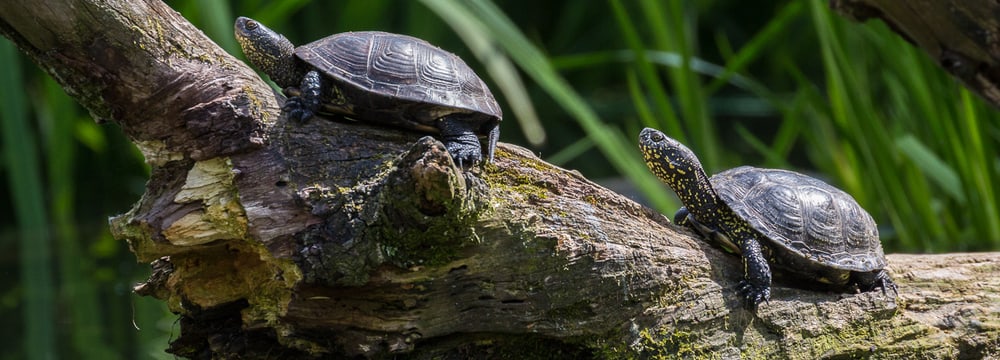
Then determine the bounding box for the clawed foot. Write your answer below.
[864,270,898,297]
[439,117,487,169]
[283,97,315,123]
[737,280,770,310]
[880,279,899,297]
[445,140,482,168]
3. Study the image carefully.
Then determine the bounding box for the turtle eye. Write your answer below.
[246,20,258,30]
[650,132,664,142]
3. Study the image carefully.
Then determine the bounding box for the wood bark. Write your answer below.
[2,0,998,358]
[830,0,1000,109]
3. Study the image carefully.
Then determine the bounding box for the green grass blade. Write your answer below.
[733,124,791,168]
[647,0,717,170]
[421,0,673,211]
[545,136,594,167]
[957,91,1000,245]
[626,70,659,130]
[895,134,966,204]
[250,0,311,26]
[0,39,56,360]
[416,0,545,145]
[553,50,769,95]
[706,1,803,94]
[802,2,1000,250]
[196,0,239,54]
[35,76,120,359]
[608,0,683,141]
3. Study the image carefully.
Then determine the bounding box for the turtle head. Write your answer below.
[638,127,721,216]
[234,17,298,88]
[638,127,706,187]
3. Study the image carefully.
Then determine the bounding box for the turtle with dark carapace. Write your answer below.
[234,17,502,166]
[638,127,896,309]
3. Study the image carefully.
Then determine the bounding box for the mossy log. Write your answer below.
[2,0,999,358]
[830,0,1000,109]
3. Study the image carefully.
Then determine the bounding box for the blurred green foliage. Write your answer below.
[1,0,997,358]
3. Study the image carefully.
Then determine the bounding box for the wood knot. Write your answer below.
[396,136,466,216]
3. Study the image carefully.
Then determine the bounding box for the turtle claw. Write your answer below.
[865,270,899,297]
[445,140,482,168]
[881,279,899,297]
[440,118,484,168]
[737,280,770,310]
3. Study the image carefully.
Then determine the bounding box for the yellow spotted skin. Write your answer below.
[638,129,759,248]
[234,17,301,89]
[638,128,772,308]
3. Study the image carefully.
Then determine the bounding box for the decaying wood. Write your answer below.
[830,0,1000,109]
[2,1,999,358]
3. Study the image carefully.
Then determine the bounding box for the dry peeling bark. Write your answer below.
[2,0,999,359]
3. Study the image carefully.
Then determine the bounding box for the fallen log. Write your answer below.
[1,0,998,358]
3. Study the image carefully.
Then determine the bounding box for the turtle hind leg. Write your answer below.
[283,70,323,122]
[439,116,483,168]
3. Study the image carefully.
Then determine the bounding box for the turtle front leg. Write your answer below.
[685,215,771,309]
[736,237,771,310]
[673,207,691,226]
[284,70,323,122]
[439,116,483,168]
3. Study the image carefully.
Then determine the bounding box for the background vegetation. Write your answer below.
[1,0,997,358]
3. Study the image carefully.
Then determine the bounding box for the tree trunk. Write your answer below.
[2,1,998,358]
